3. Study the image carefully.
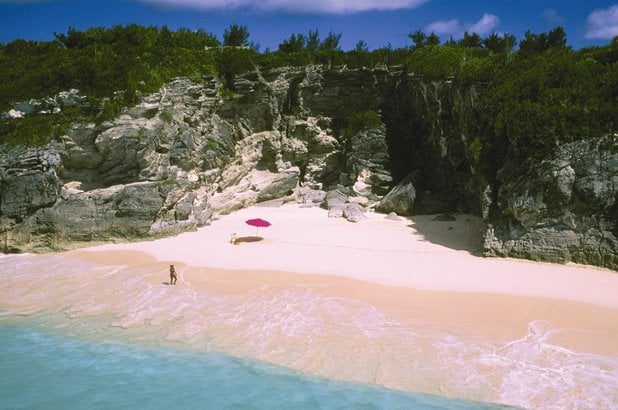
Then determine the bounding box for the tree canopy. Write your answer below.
[278,29,342,53]
[1,22,617,189]
[223,24,250,47]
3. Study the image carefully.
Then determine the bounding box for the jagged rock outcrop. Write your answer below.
[0,67,396,251]
[1,65,616,270]
[0,146,62,219]
[484,135,617,268]
[345,125,392,198]
[2,89,86,119]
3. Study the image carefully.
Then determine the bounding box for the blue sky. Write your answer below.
[1,0,617,50]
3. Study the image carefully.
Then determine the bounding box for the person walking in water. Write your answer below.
[169,264,177,285]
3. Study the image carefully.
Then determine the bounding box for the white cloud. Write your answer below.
[541,8,565,25]
[468,13,499,35]
[426,19,461,35]
[585,5,618,39]
[136,0,428,14]
[426,13,499,38]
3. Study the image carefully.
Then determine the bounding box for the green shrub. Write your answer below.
[219,88,234,99]
[406,46,464,80]
[346,111,383,135]
[0,113,72,147]
[160,111,173,123]
[206,139,219,150]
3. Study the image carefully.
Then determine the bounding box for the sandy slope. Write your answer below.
[78,203,618,308]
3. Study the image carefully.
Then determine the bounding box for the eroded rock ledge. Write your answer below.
[1,66,616,270]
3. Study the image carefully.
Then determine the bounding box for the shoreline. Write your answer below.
[65,249,618,357]
[3,203,618,408]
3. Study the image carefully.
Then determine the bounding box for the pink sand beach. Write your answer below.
[3,203,618,408]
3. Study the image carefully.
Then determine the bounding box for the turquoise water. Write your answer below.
[0,325,504,410]
[0,253,517,408]
[10,253,618,408]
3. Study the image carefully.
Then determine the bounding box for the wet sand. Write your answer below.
[2,203,618,408]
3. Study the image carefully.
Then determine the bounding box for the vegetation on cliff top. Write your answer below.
[0,24,617,177]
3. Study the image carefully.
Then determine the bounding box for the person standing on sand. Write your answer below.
[169,264,177,285]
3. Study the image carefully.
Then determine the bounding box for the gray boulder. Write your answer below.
[298,189,327,208]
[376,174,416,216]
[342,203,368,223]
[328,203,368,223]
[328,206,344,218]
[257,169,300,202]
[384,212,401,221]
[322,189,349,210]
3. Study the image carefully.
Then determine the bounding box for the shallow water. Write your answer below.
[1,253,617,409]
[0,324,504,409]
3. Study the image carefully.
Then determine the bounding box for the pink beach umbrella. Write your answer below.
[245,218,271,237]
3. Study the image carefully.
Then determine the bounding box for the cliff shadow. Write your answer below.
[405,214,486,256]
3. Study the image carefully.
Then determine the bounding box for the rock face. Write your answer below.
[0,68,396,251]
[484,135,618,269]
[382,78,486,215]
[0,66,616,270]
[3,89,86,119]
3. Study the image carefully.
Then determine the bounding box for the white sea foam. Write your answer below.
[484,321,618,409]
[2,254,617,409]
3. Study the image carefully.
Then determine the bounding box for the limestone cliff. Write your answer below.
[485,135,617,268]
[0,65,616,270]
[0,67,394,251]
